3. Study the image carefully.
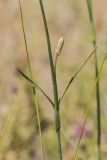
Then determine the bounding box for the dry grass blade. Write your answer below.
[18,1,45,159]
[74,52,107,160]
[59,48,96,103]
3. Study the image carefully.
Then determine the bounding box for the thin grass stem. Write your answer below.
[38,0,62,159]
[86,1,101,159]
[74,52,107,160]
[18,1,44,159]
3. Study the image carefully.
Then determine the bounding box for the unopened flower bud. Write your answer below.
[55,36,64,57]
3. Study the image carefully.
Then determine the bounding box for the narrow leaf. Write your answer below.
[74,52,107,160]
[19,1,45,159]
[59,48,96,103]
[87,0,93,22]
[18,68,54,106]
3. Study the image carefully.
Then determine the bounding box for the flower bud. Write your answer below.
[55,36,64,57]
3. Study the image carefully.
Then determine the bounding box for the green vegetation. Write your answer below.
[86,1,101,160]
[0,0,107,160]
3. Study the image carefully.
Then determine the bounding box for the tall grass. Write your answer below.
[74,51,107,160]
[86,1,101,160]
[18,1,44,160]
[18,2,96,160]
[17,1,105,160]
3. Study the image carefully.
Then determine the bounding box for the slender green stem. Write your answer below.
[35,97,44,160]
[18,1,44,160]
[86,1,101,159]
[74,52,107,160]
[38,0,62,159]
[56,127,62,160]
[59,48,96,103]
[38,0,59,108]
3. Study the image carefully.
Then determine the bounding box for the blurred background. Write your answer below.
[0,0,107,159]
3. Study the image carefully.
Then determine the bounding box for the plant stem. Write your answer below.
[18,1,44,160]
[38,0,62,159]
[74,52,107,160]
[56,124,62,160]
[86,1,101,159]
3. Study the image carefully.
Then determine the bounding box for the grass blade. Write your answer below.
[18,68,54,106]
[19,1,45,159]
[87,0,93,22]
[59,48,96,103]
[86,1,101,159]
[74,52,107,160]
